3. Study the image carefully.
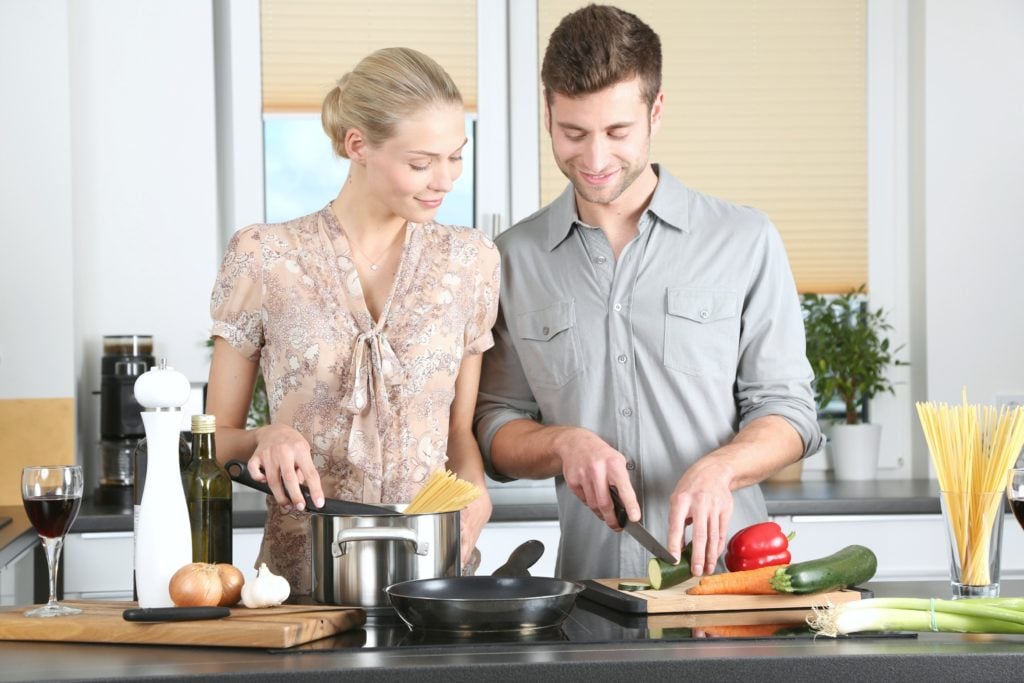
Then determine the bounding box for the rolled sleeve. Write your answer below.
[735,219,824,458]
[473,304,542,482]
[209,226,264,361]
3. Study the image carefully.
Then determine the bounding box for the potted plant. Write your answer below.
[801,285,905,480]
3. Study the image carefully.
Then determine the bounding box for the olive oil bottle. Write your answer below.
[182,414,232,564]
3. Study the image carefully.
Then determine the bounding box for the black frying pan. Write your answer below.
[386,541,584,633]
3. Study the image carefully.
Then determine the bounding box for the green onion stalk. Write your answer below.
[809,597,1024,637]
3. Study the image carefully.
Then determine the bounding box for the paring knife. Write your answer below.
[609,486,678,565]
[123,606,231,622]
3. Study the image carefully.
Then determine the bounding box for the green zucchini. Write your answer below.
[618,580,651,591]
[770,544,877,594]
[647,543,693,590]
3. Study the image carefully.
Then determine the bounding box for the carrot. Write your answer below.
[697,623,793,638]
[686,565,784,595]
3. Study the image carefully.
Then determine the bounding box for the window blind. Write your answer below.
[260,0,477,113]
[538,1,867,294]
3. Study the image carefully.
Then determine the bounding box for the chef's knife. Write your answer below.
[226,459,402,516]
[123,606,230,622]
[609,486,678,565]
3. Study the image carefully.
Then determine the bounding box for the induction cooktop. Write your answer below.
[271,597,915,653]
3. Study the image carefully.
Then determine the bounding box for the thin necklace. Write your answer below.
[340,224,406,272]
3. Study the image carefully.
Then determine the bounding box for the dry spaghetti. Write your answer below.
[917,389,1024,586]
[404,469,482,514]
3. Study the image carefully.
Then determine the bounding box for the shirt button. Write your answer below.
[617,354,627,364]
[542,326,550,335]
[626,460,636,471]
[621,407,633,417]
[613,303,622,312]
[699,309,710,320]
[595,255,607,265]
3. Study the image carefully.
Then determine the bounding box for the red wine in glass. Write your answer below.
[21,465,84,618]
[23,495,82,539]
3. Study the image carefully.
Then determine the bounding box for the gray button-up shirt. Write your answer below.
[475,166,823,581]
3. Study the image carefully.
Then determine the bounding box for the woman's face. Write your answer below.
[362,104,467,224]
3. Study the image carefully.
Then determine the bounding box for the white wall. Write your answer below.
[923,1,1024,407]
[69,0,221,486]
[0,0,75,400]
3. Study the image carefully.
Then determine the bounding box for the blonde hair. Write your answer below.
[322,47,463,159]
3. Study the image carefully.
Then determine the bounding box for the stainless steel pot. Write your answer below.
[310,506,460,608]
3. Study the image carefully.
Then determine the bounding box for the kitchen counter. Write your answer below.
[1,479,948,566]
[2,580,1024,682]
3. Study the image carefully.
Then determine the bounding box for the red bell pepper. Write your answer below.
[724,521,795,572]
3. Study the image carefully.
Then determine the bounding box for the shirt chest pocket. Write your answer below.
[515,300,582,389]
[663,288,740,377]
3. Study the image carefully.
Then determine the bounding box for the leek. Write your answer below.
[810,597,1024,637]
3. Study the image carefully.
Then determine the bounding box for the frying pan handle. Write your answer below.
[226,459,275,497]
[332,526,428,558]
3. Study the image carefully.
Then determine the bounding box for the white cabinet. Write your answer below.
[475,521,561,577]
[64,527,265,600]
[771,514,1024,582]
[0,545,34,607]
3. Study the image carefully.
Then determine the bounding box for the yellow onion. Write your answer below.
[169,563,222,607]
[215,563,245,607]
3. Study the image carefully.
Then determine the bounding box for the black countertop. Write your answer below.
[67,478,947,535]
[0,479,948,568]
[2,580,1024,681]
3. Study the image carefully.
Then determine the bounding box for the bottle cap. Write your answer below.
[191,414,216,433]
[133,359,191,409]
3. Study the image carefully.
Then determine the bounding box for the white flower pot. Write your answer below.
[829,423,882,481]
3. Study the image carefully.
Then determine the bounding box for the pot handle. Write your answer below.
[332,526,429,558]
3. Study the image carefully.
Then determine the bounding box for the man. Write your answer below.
[474,4,822,581]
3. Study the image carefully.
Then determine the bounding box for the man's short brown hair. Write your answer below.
[541,4,662,110]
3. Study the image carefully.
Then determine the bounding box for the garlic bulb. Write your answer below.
[240,563,291,608]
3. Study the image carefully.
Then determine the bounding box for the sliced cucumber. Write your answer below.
[647,556,692,590]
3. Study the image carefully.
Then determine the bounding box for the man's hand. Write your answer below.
[666,456,735,576]
[555,427,640,529]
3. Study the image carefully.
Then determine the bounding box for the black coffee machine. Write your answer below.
[98,334,154,488]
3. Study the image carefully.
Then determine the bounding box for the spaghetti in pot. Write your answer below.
[916,390,1024,586]
[404,469,482,514]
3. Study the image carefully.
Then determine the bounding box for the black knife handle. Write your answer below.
[609,486,628,529]
[123,606,230,622]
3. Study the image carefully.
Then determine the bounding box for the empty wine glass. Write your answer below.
[21,465,84,617]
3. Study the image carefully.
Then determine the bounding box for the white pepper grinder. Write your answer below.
[133,358,193,607]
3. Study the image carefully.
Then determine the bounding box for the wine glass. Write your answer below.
[1008,468,1024,532]
[21,465,84,617]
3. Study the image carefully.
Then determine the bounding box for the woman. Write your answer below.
[206,47,498,594]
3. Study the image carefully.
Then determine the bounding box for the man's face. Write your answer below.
[546,78,663,208]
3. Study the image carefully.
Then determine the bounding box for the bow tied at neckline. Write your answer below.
[342,329,406,416]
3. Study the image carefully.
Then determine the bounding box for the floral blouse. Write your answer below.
[210,205,500,593]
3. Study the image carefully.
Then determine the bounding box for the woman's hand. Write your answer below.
[459,489,493,569]
[248,423,325,512]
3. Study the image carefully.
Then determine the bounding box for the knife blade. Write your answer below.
[609,486,678,565]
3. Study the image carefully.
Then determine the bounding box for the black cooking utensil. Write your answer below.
[123,606,230,622]
[491,540,545,578]
[226,459,402,516]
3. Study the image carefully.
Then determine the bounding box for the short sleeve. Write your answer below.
[209,225,265,361]
[463,234,501,356]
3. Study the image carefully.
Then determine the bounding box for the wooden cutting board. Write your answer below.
[584,576,865,614]
[0,601,365,649]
